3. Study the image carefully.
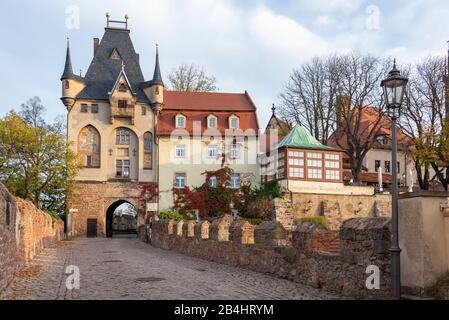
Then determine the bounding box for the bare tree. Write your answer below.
[331,53,390,184]
[168,63,218,92]
[401,56,446,190]
[279,55,338,142]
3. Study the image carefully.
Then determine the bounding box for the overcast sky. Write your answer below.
[1,0,449,128]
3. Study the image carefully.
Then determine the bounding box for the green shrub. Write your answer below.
[244,218,263,225]
[300,216,329,229]
[158,210,183,222]
[182,211,197,221]
[252,181,282,200]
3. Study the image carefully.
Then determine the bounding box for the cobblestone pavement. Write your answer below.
[0,236,337,300]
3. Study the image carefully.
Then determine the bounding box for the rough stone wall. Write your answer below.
[151,216,392,299]
[0,184,64,292]
[273,193,392,231]
[68,181,146,237]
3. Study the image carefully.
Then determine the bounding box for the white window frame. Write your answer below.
[176,114,186,128]
[229,115,239,129]
[175,173,186,189]
[175,144,186,158]
[207,144,219,159]
[230,144,241,159]
[209,176,217,188]
[207,115,218,129]
[230,173,240,189]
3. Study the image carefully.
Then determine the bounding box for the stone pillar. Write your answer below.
[272,197,294,231]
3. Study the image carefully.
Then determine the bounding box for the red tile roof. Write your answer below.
[164,91,257,111]
[157,91,259,136]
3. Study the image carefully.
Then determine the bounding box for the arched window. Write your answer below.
[119,83,127,92]
[116,128,131,145]
[207,114,218,129]
[143,132,153,169]
[229,115,239,129]
[78,125,101,168]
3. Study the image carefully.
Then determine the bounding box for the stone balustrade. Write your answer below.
[151,215,392,299]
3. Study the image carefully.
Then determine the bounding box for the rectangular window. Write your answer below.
[289,167,304,178]
[325,154,340,160]
[288,151,304,158]
[177,116,185,128]
[175,173,186,189]
[116,160,123,177]
[118,100,127,108]
[231,144,240,159]
[116,160,130,178]
[326,170,340,180]
[91,104,99,113]
[81,104,88,113]
[230,173,240,189]
[230,118,238,129]
[207,145,218,159]
[86,155,92,168]
[308,168,323,179]
[175,145,186,158]
[141,106,146,116]
[289,158,304,166]
[385,161,391,173]
[208,117,217,128]
[307,159,322,167]
[209,176,217,188]
[325,161,340,169]
[397,161,400,174]
[375,160,381,172]
[307,152,322,159]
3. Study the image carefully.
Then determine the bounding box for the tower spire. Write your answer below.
[61,37,75,80]
[150,44,164,86]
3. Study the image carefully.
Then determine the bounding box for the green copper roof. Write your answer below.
[277,125,341,151]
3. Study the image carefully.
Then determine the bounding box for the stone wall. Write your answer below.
[68,181,149,237]
[151,215,392,299]
[273,192,391,231]
[0,183,64,292]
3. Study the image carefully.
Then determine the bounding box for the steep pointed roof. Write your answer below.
[75,28,149,103]
[277,125,342,151]
[142,45,164,88]
[61,38,75,80]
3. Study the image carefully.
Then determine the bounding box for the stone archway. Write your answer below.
[106,200,138,238]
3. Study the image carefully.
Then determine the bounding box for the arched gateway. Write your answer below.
[105,200,138,238]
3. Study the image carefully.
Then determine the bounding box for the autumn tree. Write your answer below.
[168,63,218,92]
[401,57,446,190]
[0,97,79,215]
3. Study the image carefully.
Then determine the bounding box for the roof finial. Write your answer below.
[272,103,276,115]
[393,58,397,69]
[121,60,125,72]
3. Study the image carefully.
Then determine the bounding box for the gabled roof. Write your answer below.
[277,125,342,151]
[75,28,149,103]
[109,65,136,96]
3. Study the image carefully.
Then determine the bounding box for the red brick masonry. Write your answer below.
[151,216,392,299]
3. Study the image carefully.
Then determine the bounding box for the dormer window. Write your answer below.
[119,83,127,92]
[176,114,186,128]
[229,115,239,129]
[377,135,389,145]
[207,115,218,129]
[110,48,122,60]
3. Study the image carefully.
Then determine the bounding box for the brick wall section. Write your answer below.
[151,215,391,299]
[0,184,64,292]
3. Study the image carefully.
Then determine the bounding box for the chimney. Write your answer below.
[93,38,100,57]
[336,95,350,129]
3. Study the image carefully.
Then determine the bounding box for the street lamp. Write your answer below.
[381,59,408,300]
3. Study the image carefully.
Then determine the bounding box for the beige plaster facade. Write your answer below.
[399,192,449,295]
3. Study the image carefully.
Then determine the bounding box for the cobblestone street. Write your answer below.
[0,237,337,300]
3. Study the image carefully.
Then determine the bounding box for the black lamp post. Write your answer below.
[381,59,408,300]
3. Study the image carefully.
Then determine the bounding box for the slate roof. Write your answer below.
[75,28,150,103]
[277,125,342,151]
